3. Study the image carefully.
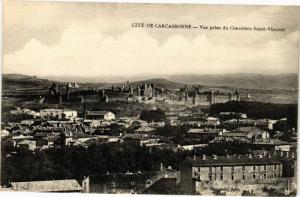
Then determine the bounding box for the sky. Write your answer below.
[3,0,300,77]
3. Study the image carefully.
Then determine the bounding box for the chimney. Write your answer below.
[202,154,206,160]
[194,155,196,161]
[259,154,263,158]
[280,151,284,157]
[249,154,252,159]
[292,152,295,158]
[268,153,271,158]
[160,163,163,171]
[286,151,289,158]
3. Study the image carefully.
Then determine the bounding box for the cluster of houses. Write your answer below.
[1,103,297,195]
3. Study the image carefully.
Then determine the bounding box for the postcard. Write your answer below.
[1,0,299,196]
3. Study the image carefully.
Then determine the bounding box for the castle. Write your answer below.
[47,82,80,104]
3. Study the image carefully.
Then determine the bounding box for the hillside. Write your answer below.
[131,78,184,89]
[2,73,298,92]
[168,73,298,91]
[2,74,51,92]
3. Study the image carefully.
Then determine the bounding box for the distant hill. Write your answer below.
[3,74,51,90]
[2,73,298,92]
[167,73,298,91]
[131,78,184,89]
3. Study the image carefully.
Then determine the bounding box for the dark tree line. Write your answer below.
[210,101,297,129]
[1,141,187,186]
[140,109,166,123]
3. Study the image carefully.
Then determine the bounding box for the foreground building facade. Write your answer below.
[181,154,296,195]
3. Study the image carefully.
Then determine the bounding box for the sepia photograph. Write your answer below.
[1,0,299,196]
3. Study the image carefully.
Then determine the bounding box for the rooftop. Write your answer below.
[253,139,290,146]
[10,179,82,192]
[88,172,159,185]
[86,111,113,116]
[233,126,265,134]
[189,154,282,167]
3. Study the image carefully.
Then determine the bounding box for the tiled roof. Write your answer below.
[233,126,265,134]
[11,179,82,192]
[189,155,281,167]
[89,172,158,185]
[253,139,290,146]
[221,132,249,137]
[86,111,112,116]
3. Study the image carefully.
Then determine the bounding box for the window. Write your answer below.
[274,165,277,170]
[253,165,256,171]
[242,174,245,180]
[263,174,267,179]
[220,174,223,181]
[253,174,256,179]
[231,175,234,180]
[220,166,223,172]
[209,167,212,172]
[231,166,234,172]
[242,165,245,171]
[209,175,212,181]
[264,165,267,171]
[274,173,277,178]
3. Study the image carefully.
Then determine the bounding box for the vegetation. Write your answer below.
[1,137,255,186]
[1,140,185,186]
[210,101,297,129]
[154,125,190,145]
[140,109,166,122]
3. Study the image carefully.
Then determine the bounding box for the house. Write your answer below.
[1,129,10,138]
[85,111,115,121]
[63,109,78,120]
[213,132,251,143]
[12,134,34,141]
[82,169,178,194]
[187,128,219,142]
[10,108,39,117]
[205,117,220,126]
[40,109,63,119]
[178,144,208,151]
[234,127,270,142]
[10,179,82,192]
[219,112,247,119]
[20,120,35,126]
[253,140,292,152]
[82,172,158,194]
[40,109,77,120]
[180,154,293,195]
[17,140,37,151]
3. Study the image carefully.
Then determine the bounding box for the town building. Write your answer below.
[10,179,82,192]
[82,168,178,194]
[180,154,294,195]
[40,109,77,120]
[85,111,115,121]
